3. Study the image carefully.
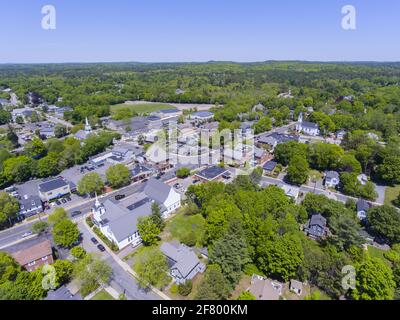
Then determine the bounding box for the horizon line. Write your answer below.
[1,59,400,65]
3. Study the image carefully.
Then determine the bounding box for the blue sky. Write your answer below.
[0,0,399,63]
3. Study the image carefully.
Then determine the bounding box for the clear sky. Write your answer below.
[0,0,399,63]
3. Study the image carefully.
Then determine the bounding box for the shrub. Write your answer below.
[86,217,94,228]
[71,246,87,260]
[170,284,178,295]
[178,280,193,296]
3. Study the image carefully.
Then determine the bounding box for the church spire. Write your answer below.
[85,117,92,133]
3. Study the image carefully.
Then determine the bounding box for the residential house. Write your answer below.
[19,195,43,218]
[144,178,181,218]
[304,214,328,240]
[194,166,230,183]
[0,98,11,107]
[280,184,300,201]
[39,126,56,138]
[324,171,340,188]
[45,286,82,301]
[254,147,269,164]
[357,174,368,186]
[289,280,303,296]
[10,240,54,272]
[296,112,320,136]
[257,133,299,151]
[248,275,282,300]
[54,106,72,118]
[336,130,347,140]
[131,164,154,182]
[252,103,265,113]
[38,177,71,202]
[357,199,371,220]
[263,160,278,175]
[11,107,34,122]
[160,241,206,284]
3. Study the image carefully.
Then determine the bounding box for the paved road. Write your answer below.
[78,221,158,300]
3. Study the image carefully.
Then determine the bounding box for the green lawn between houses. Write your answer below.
[384,185,400,206]
[91,290,115,300]
[110,103,176,115]
[367,245,392,267]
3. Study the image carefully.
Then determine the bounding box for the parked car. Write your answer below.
[66,196,72,201]
[61,198,67,204]
[97,244,106,252]
[115,194,126,201]
[71,211,82,218]
[91,237,99,245]
[56,200,62,205]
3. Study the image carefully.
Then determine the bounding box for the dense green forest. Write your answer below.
[1,62,400,134]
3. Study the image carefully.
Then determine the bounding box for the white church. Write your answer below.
[295,112,320,136]
[91,178,181,249]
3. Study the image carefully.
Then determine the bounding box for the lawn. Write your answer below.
[110,102,176,115]
[367,245,391,267]
[309,170,323,182]
[91,290,115,300]
[166,214,205,247]
[384,185,400,206]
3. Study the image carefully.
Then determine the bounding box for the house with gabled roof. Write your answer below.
[304,214,328,240]
[160,241,206,284]
[144,178,181,218]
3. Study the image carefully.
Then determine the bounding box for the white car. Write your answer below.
[21,232,33,238]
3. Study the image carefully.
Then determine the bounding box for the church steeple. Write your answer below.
[298,112,303,123]
[85,117,92,134]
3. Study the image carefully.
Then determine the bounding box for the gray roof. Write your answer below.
[160,242,201,279]
[131,164,153,177]
[38,178,68,193]
[19,195,42,211]
[263,161,278,172]
[254,147,266,159]
[195,166,229,181]
[144,178,172,204]
[325,171,340,180]
[301,121,319,129]
[192,111,214,118]
[309,214,327,228]
[159,109,179,114]
[101,198,152,242]
[45,286,82,301]
[74,130,89,140]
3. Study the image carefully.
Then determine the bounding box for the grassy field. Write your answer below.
[166,214,205,247]
[367,245,391,267]
[384,185,400,206]
[91,290,115,300]
[110,103,176,115]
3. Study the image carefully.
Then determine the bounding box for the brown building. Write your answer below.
[12,240,54,272]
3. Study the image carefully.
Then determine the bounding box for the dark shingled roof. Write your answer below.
[38,178,69,193]
[195,166,229,181]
